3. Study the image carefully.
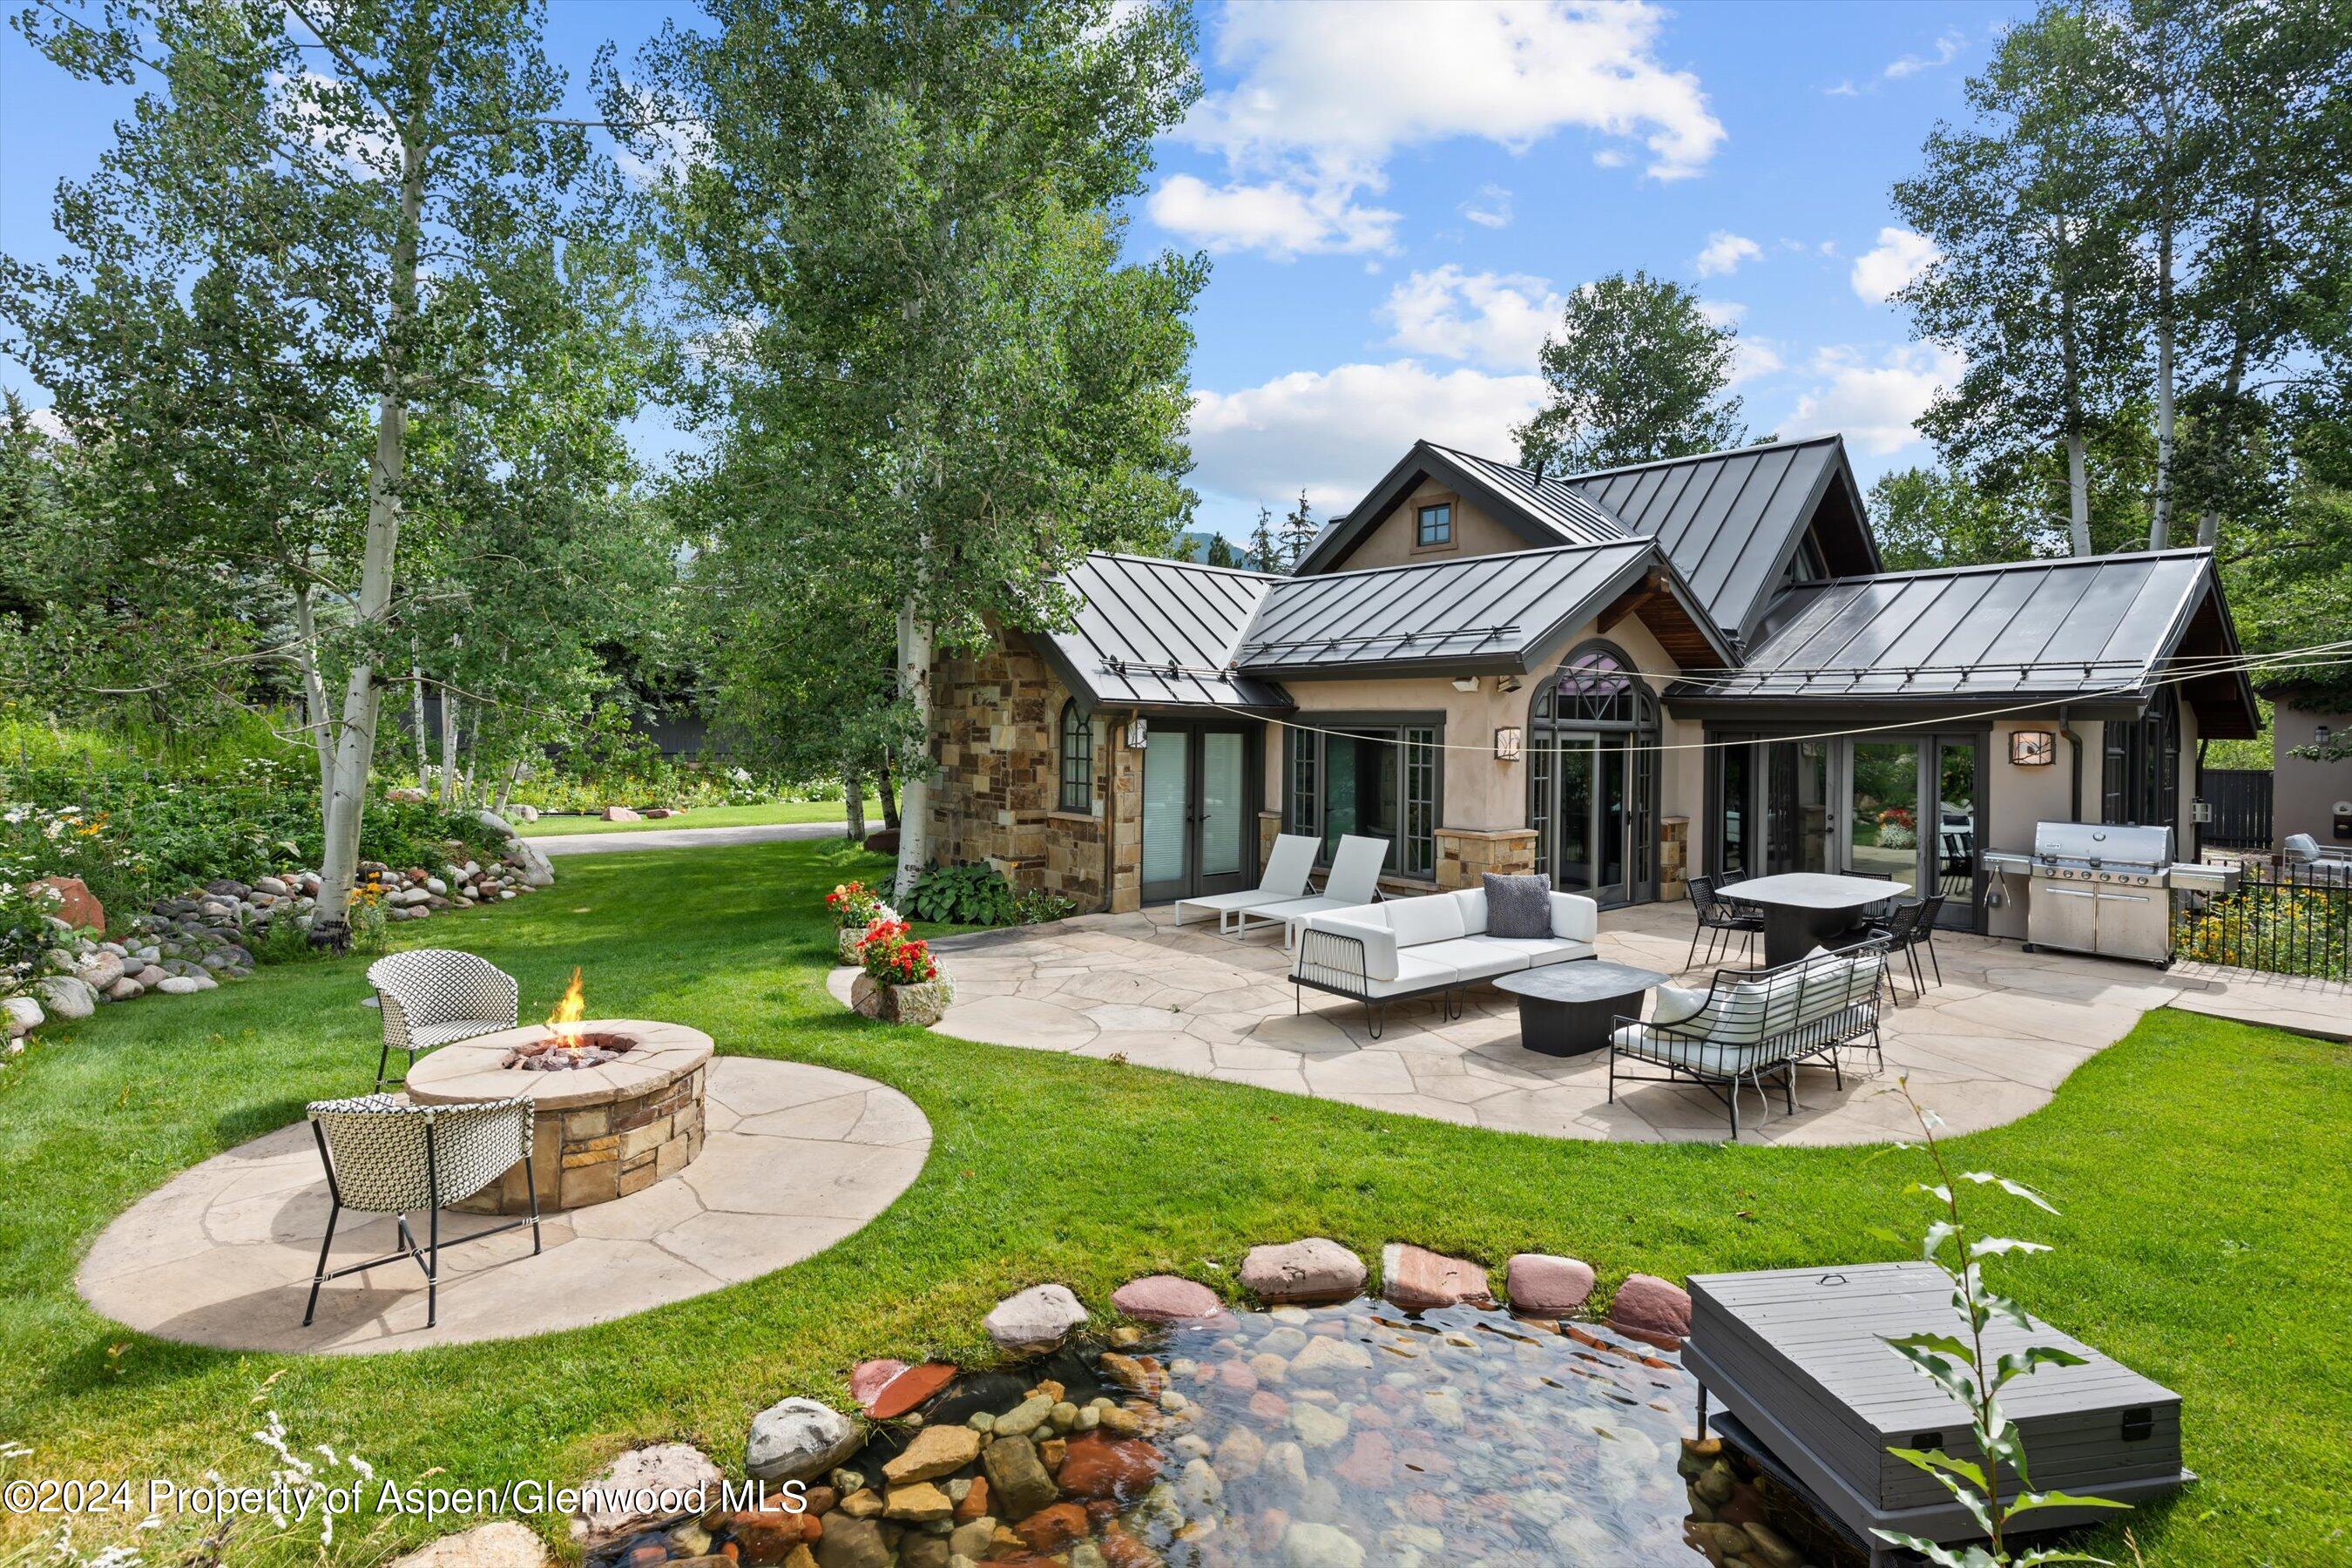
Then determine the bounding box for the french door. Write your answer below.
[1726,734,1984,929]
[1139,724,1254,904]
[1531,733,1652,907]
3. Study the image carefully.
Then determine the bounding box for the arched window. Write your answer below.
[1058,700,1094,814]
[1526,641,1659,902]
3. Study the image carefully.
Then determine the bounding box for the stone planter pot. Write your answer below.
[835,927,868,965]
[850,973,954,1028]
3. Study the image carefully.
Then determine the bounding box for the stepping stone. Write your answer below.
[1504,1253,1596,1316]
[1607,1272,1693,1349]
[857,1360,956,1419]
[1239,1238,1365,1304]
[1111,1274,1225,1323]
[984,1283,1089,1354]
[1380,1243,1494,1310]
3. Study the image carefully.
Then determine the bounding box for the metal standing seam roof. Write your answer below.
[1421,443,1632,546]
[1032,552,1289,711]
[1673,550,2220,702]
[1559,436,1852,637]
[1231,539,1660,675]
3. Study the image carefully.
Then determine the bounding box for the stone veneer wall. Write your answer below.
[1433,827,1538,889]
[1660,815,1689,902]
[927,634,1142,913]
[459,1065,706,1215]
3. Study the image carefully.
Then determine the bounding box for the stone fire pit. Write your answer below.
[404,1017,711,1213]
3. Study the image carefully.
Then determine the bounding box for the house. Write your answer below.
[924,435,2259,941]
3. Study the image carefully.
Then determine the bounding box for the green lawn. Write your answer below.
[517,798,880,835]
[1,838,2345,1565]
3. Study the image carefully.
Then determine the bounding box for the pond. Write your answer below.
[591,1295,1848,1567]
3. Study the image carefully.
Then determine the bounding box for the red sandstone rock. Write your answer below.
[954,1477,990,1524]
[1380,1243,1494,1310]
[1215,1360,1258,1392]
[846,1360,907,1409]
[726,1504,815,1565]
[1012,1504,1089,1552]
[1504,1253,1596,1316]
[1247,1390,1289,1422]
[1607,1273,1693,1348]
[1109,1274,1224,1323]
[1097,1524,1163,1568]
[866,1362,956,1421]
[1052,1433,1161,1502]
[1335,1430,1395,1488]
[31,876,102,932]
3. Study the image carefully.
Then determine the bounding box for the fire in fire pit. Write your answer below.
[503,968,639,1071]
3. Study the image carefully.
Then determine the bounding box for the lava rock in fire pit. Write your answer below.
[502,1031,639,1071]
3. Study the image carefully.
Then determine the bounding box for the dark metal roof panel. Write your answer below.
[1680,551,2219,703]
[1423,443,1632,546]
[1233,540,1657,673]
[1041,554,1289,710]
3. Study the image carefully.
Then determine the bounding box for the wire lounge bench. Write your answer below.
[1608,939,1889,1139]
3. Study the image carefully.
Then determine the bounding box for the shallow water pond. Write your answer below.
[594,1294,1842,1567]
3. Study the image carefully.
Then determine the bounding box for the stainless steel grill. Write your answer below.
[1983,822,2182,963]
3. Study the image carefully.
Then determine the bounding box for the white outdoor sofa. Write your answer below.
[1290,885,1599,1037]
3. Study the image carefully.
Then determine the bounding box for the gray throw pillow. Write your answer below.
[1483,873,1553,939]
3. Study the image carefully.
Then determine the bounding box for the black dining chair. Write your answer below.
[1868,894,1947,1002]
[1685,875,1763,970]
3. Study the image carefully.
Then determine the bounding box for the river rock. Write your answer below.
[74,951,124,990]
[1281,1521,1365,1568]
[1380,1243,1493,1309]
[1289,1404,1348,1449]
[980,1436,1056,1519]
[1110,1275,1224,1323]
[882,1423,981,1485]
[1288,1336,1372,1377]
[155,976,201,995]
[571,1444,722,1547]
[862,1360,956,1419]
[3,997,43,1036]
[747,1397,863,1484]
[1054,1433,1162,1502]
[37,974,97,1020]
[1504,1253,1596,1315]
[882,1482,952,1523]
[983,1283,1088,1353]
[1607,1273,1693,1348]
[1239,1239,1365,1304]
[389,1521,551,1568]
[811,1515,889,1568]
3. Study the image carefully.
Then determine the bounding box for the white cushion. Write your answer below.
[1650,983,1708,1025]
[1382,893,1467,950]
[1449,888,1489,933]
[1548,893,1600,942]
[1361,950,1463,998]
[1299,911,1399,981]
[1474,936,1595,968]
[1408,937,1530,983]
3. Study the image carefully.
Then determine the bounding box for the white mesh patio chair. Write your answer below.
[1173,833,1321,933]
[1243,834,1393,950]
[366,949,519,1090]
[303,1094,539,1329]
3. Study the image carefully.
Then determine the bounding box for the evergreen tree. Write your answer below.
[1203,534,1237,569]
[1280,490,1317,573]
[1247,504,1279,572]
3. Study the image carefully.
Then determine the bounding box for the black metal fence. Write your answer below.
[2200,768,2274,849]
[2172,862,2350,979]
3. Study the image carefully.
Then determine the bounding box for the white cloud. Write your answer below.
[1781,345,1963,455]
[1157,1,1725,257]
[1850,226,1939,302]
[1693,231,1761,278]
[1884,30,1966,79]
[1695,301,1783,384]
[1381,267,1565,370]
[1147,173,1398,258]
[1461,183,1515,229]
[1188,360,1544,510]
[1822,79,1860,98]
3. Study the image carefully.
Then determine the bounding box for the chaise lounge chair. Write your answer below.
[1173,833,1321,933]
[1239,834,1393,950]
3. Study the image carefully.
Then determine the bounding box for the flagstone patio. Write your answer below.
[843,900,2304,1145]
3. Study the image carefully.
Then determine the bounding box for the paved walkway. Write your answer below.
[831,900,2322,1146]
[531,821,852,855]
[78,1059,929,1354]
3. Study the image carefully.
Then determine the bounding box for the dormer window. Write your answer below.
[1416,502,1453,547]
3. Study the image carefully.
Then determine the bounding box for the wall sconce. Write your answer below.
[2009,729,2056,767]
[1494,727,1524,760]
[1125,717,1149,750]
[2317,724,2334,747]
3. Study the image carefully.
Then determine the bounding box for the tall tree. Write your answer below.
[6,0,642,943]
[1896,8,2144,556]
[1869,467,2056,571]
[1512,270,1746,476]
[1202,533,1237,569]
[627,0,1206,899]
[1247,504,1279,573]
[1280,490,1317,573]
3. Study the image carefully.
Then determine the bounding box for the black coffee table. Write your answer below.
[1493,960,1669,1058]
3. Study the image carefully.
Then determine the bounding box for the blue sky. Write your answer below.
[0,0,2025,546]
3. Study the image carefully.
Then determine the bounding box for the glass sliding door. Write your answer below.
[1139,724,1255,903]
[1140,731,1190,900]
[1765,740,1831,875]
[1720,743,1754,882]
[1847,740,1922,896]
[1932,738,1983,929]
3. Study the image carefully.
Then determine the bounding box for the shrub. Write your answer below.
[0,875,66,1000]
[908,862,1017,925]
[855,919,939,984]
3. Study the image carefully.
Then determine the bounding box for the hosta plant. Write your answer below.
[1876,1078,2127,1565]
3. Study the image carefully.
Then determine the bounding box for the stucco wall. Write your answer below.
[2273,703,2352,850]
[1325,476,1530,571]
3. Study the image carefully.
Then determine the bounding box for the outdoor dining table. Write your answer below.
[1713,873,1904,968]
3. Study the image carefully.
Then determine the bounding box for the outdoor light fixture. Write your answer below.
[1451,676,1481,693]
[2317,724,2334,747]
[2010,729,2057,767]
[1494,727,1524,760]
[1125,717,1149,750]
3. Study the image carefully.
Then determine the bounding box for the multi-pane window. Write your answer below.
[2102,688,2180,829]
[1416,503,1453,546]
[1403,727,1437,878]
[1058,700,1093,813]
[1288,727,1319,841]
[1287,722,1437,879]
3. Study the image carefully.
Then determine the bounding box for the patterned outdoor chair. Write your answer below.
[302,1094,539,1329]
[366,949,519,1090]
[1608,940,1889,1139]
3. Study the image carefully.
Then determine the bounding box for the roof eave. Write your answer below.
[1295,441,1572,574]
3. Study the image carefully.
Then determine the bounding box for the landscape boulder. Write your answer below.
[37,974,98,1021]
[601,806,642,822]
[1110,1275,1224,1324]
[1238,1238,1366,1304]
[983,1283,1088,1354]
[570,1444,722,1548]
[389,1522,551,1568]
[1504,1253,1596,1316]
[32,875,103,931]
[3,997,43,1037]
[745,1397,863,1484]
[1607,1273,1693,1348]
[1379,1243,1493,1310]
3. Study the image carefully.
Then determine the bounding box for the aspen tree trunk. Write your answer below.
[891,585,934,901]
[290,578,335,791]
[409,640,429,787]
[314,102,428,946]
[2149,227,2177,551]
[878,755,900,831]
[842,774,868,842]
[438,685,461,806]
[2065,430,2092,558]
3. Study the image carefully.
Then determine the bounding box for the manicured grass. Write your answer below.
[1,839,2345,1565]
[517,798,880,835]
